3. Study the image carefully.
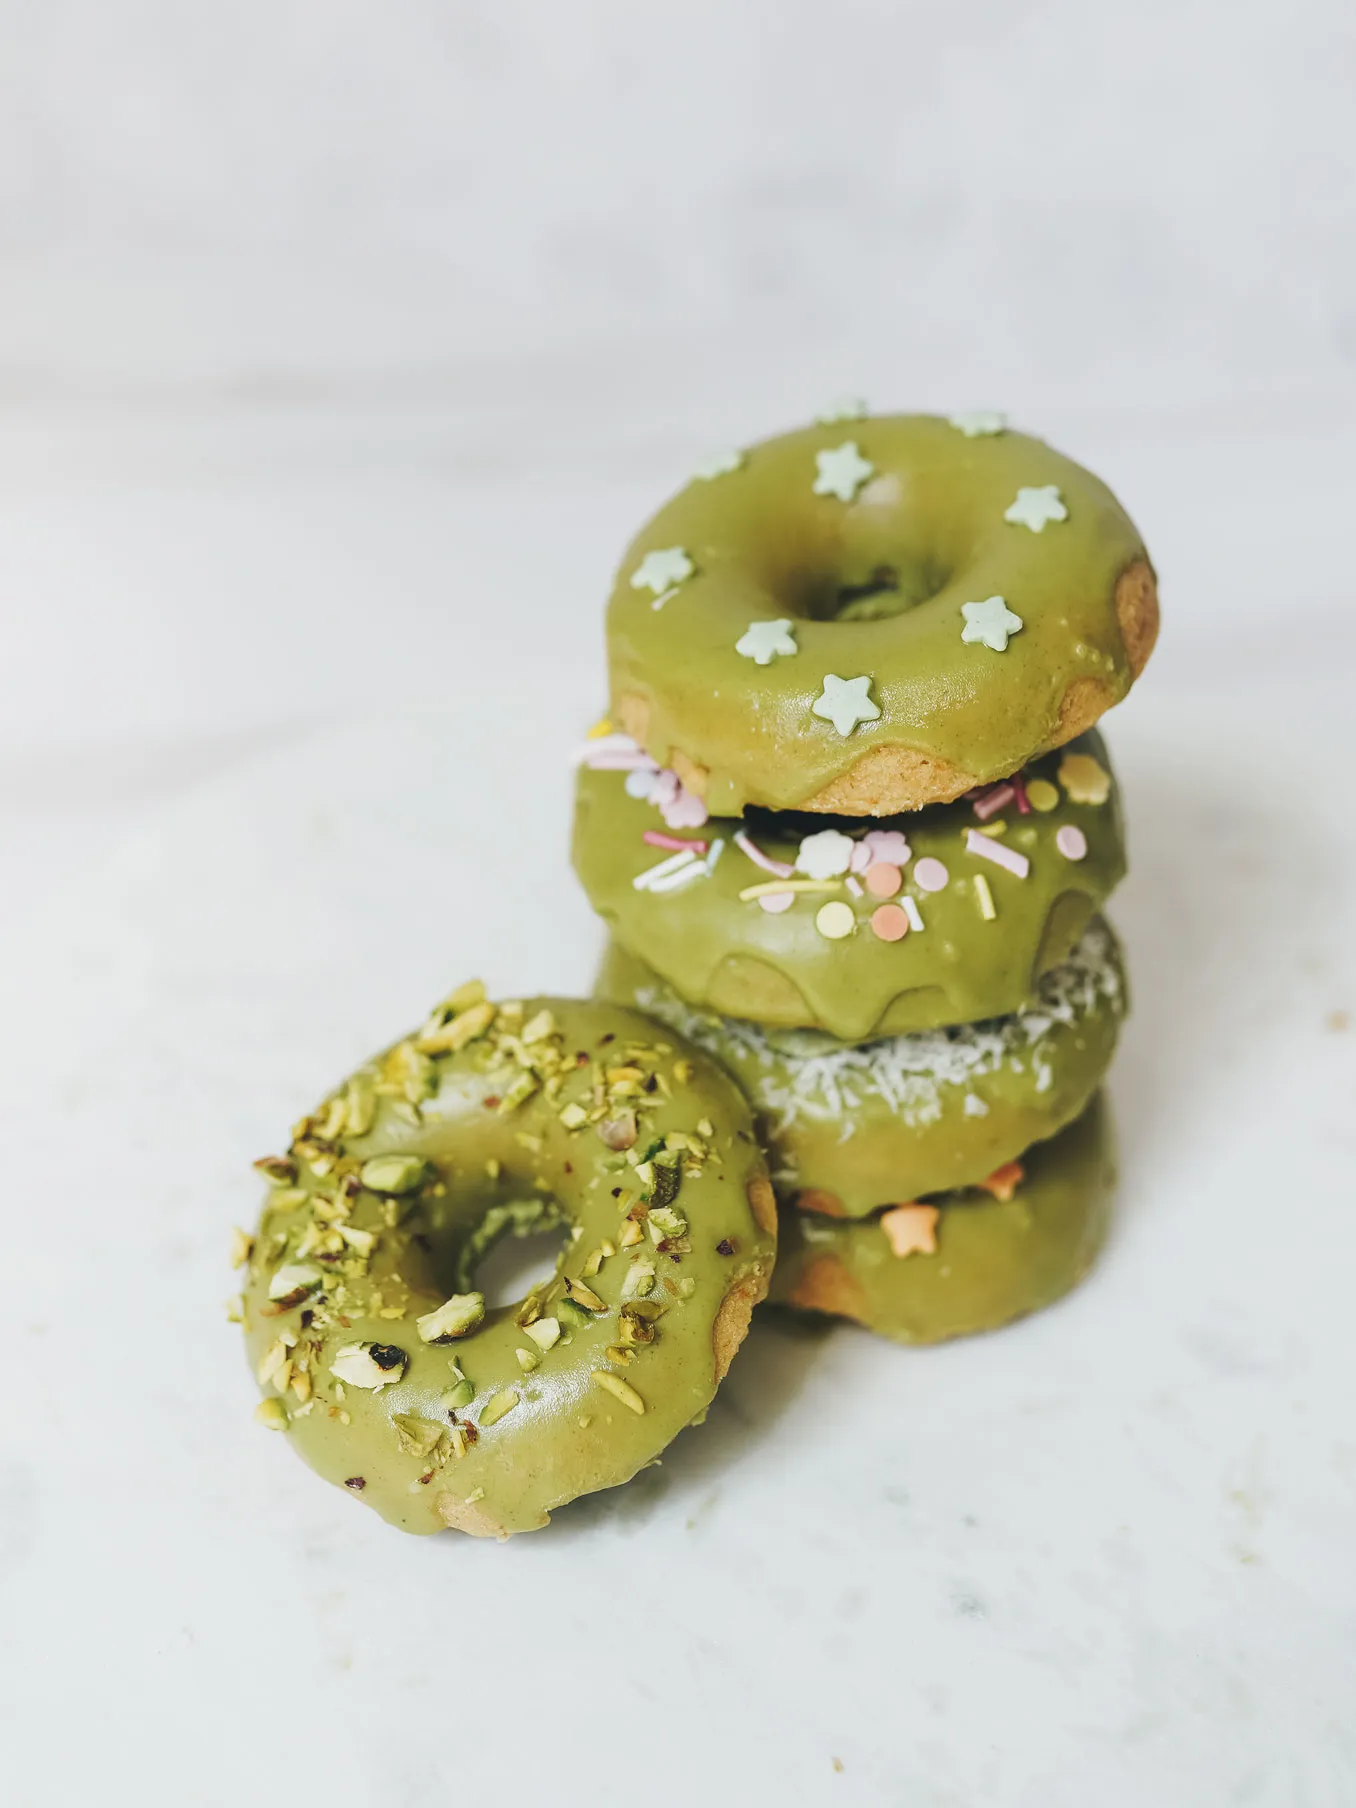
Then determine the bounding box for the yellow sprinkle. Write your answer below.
[1057,752,1111,805]
[1024,779,1056,812]
[586,717,613,739]
[975,819,1007,836]
[591,1371,647,1415]
[815,900,856,940]
[738,879,840,901]
[973,874,996,921]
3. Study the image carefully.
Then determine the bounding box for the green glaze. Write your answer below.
[607,415,1154,815]
[595,917,1125,1217]
[241,993,776,1537]
[573,728,1125,1041]
[769,1094,1115,1344]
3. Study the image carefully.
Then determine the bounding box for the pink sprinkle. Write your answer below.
[1056,824,1088,861]
[643,830,708,854]
[913,857,949,893]
[758,890,795,914]
[973,784,1016,822]
[734,829,795,880]
[855,828,911,870]
[965,828,1030,879]
[1011,775,1031,815]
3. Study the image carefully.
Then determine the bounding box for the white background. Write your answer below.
[3,5,1355,1805]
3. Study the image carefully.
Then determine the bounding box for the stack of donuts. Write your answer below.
[576,407,1157,1346]
[238,407,1156,1537]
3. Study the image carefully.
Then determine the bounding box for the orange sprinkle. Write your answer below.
[880,1203,940,1258]
[865,861,902,899]
[976,1160,1025,1202]
[870,904,909,942]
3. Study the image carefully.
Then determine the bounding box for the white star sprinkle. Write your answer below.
[960,595,1025,652]
[813,442,875,503]
[812,673,881,737]
[735,619,798,665]
[629,546,695,597]
[816,396,867,423]
[693,448,745,481]
[1003,485,1068,532]
[948,410,1007,437]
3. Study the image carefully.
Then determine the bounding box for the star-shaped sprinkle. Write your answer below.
[960,595,1024,652]
[812,673,881,736]
[735,618,798,665]
[816,397,867,423]
[693,448,744,481]
[880,1204,940,1259]
[630,546,694,596]
[813,441,875,503]
[1003,485,1068,532]
[949,410,1007,437]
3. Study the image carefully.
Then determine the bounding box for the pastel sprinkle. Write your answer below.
[965,828,1030,879]
[812,673,881,737]
[648,861,708,895]
[900,895,925,933]
[693,448,744,480]
[815,900,857,940]
[586,717,613,739]
[865,862,902,899]
[816,397,867,423]
[1003,485,1068,532]
[630,546,694,595]
[845,874,864,899]
[960,595,1024,652]
[1026,778,1060,812]
[576,732,650,768]
[973,873,997,921]
[913,857,949,893]
[734,829,795,880]
[704,838,725,874]
[736,618,798,664]
[1011,775,1031,815]
[972,783,1016,822]
[813,442,875,503]
[870,904,909,942]
[634,849,697,891]
[880,1204,940,1258]
[948,410,1007,438]
[851,828,911,871]
[625,766,660,797]
[1056,824,1089,861]
[643,830,708,855]
[758,891,795,914]
[796,828,856,879]
[740,878,840,902]
[1057,752,1111,805]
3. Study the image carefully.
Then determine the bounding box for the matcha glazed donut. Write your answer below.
[238,989,776,1536]
[574,726,1125,1042]
[608,412,1157,816]
[596,917,1126,1218]
[770,1094,1115,1346]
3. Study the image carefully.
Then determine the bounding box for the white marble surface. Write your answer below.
[2,393,1356,1807]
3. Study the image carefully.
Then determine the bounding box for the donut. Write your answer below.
[238,989,777,1537]
[768,1094,1114,1345]
[595,916,1125,1217]
[607,413,1156,816]
[573,723,1125,1041]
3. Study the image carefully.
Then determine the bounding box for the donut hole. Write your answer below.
[789,556,954,623]
[446,1197,572,1309]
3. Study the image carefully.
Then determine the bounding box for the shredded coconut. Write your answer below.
[633,921,1123,1133]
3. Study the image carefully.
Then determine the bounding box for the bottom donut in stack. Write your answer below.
[595,918,1124,1343]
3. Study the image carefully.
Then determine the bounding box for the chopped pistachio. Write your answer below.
[392,1414,444,1458]
[253,1155,297,1185]
[485,1157,502,1180]
[255,1398,289,1431]
[479,1388,520,1428]
[523,1315,561,1352]
[646,1206,688,1244]
[316,1095,348,1142]
[330,1342,407,1389]
[229,1227,254,1269]
[515,1131,544,1153]
[696,1118,715,1138]
[618,1219,644,1249]
[443,978,487,1014]
[225,1295,244,1324]
[620,1259,656,1301]
[565,1277,606,1313]
[417,1000,496,1054]
[520,1008,557,1045]
[267,1263,322,1305]
[605,1345,634,1365]
[416,1291,485,1343]
[591,1371,646,1415]
[359,1154,429,1195]
[515,1347,540,1373]
[676,1277,696,1298]
[464,1486,486,1504]
[582,1248,604,1278]
[440,1380,475,1413]
[558,1102,589,1131]
[556,1297,591,1329]
[498,1072,540,1113]
[344,1074,377,1137]
[672,1059,693,1084]
[338,1223,377,1258]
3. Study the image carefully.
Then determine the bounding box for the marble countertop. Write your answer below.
[4,398,1355,1807]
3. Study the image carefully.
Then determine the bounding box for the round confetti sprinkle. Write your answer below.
[1055,825,1088,861]
[1026,778,1059,813]
[758,890,795,913]
[913,857,950,893]
[865,861,902,899]
[815,900,856,940]
[870,904,909,942]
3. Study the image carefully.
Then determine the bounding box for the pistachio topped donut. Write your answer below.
[238,988,776,1537]
[596,917,1126,1217]
[573,725,1125,1042]
[608,412,1157,816]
